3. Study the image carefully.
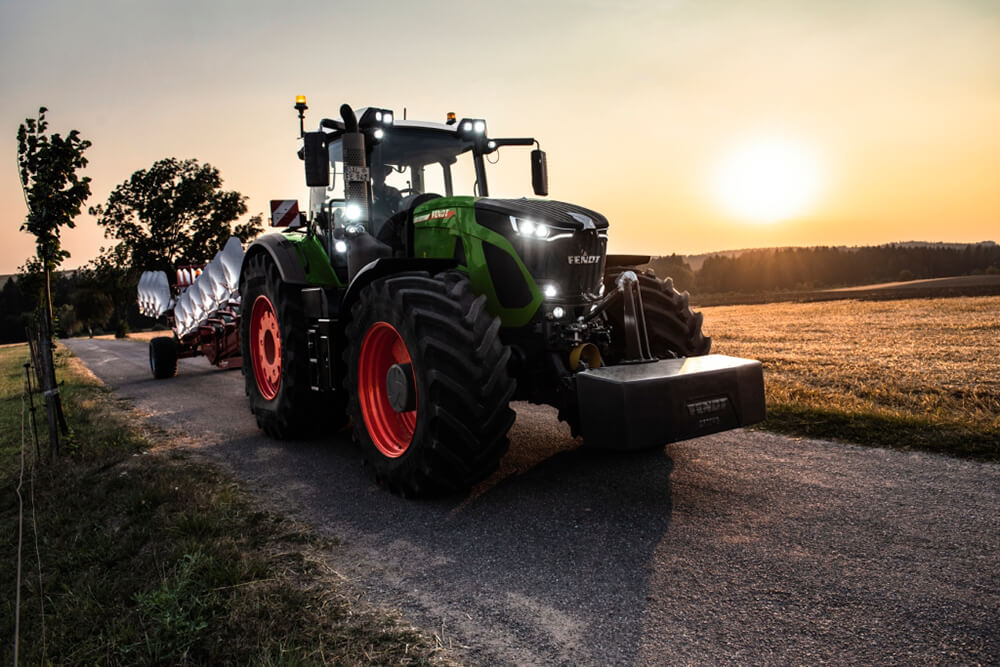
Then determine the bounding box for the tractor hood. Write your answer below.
[475,198,609,231]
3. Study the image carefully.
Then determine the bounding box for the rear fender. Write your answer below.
[241,233,309,287]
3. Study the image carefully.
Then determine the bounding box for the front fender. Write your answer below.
[341,257,457,317]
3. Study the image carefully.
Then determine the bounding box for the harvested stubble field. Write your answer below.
[701,296,1000,459]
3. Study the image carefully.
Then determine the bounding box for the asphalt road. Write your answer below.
[65,337,1000,665]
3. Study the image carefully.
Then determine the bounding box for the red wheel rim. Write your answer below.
[250,295,281,400]
[359,322,416,457]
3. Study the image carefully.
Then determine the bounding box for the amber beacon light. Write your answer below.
[294,95,308,136]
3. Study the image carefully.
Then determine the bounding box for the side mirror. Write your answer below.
[303,132,329,187]
[531,149,548,197]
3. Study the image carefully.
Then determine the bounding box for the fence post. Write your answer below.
[36,312,62,457]
[23,362,42,461]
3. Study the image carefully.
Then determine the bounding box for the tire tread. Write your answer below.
[345,270,515,496]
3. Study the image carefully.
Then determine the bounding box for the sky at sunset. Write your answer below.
[2,0,997,274]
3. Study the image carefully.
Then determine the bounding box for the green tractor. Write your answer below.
[239,97,765,496]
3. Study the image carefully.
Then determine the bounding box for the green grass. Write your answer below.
[1,343,442,665]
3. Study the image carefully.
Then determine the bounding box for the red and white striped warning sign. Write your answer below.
[270,199,300,227]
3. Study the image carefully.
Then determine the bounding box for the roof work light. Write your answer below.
[457,118,487,139]
[359,107,394,128]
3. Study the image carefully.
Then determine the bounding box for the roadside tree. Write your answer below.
[89,157,262,274]
[16,106,92,320]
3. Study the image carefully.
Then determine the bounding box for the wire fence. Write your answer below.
[13,339,47,664]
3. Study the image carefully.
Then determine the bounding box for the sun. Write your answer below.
[714,138,822,223]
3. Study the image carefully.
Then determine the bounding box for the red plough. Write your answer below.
[137,237,245,378]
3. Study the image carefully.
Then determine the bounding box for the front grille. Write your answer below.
[515,230,607,298]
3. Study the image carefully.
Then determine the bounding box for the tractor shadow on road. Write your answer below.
[424,444,678,663]
[201,402,679,664]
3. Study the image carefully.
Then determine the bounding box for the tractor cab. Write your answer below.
[303,107,545,242]
[297,106,550,289]
[315,120,479,236]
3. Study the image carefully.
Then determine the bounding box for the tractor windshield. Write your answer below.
[327,125,480,199]
[375,128,479,198]
[321,121,537,230]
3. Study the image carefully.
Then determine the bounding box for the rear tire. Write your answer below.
[149,336,178,379]
[345,270,515,497]
[240,253,341,438]
[603,268,711,360]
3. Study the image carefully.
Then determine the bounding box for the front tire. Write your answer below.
[603,268,711,360]
[240,253,329,438]
[345,271,515,497]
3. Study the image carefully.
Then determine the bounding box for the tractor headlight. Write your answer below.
[345,203,362,221]
[334,240,348,253]
[509,216,569,241]
[543,284,558,299]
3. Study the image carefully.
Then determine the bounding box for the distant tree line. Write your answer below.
[648,244,1000,295]
[0,269,108,343]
